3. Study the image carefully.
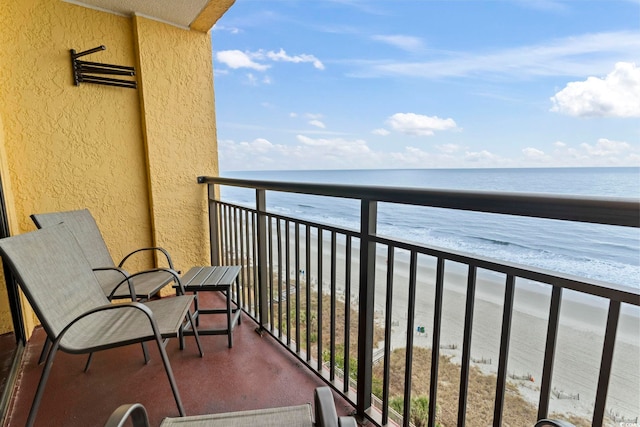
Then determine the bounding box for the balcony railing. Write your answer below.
[198,175,639,427]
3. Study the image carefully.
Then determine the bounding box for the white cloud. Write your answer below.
[437,143,461,154]
[387,113,458,136]
[264,48,325,70]
[372,35,424,52]
[522,147,549,161]
[580,138,632,156]
[372,128,390,136]
[212,25,241,34]
[296,135,370,154]
[465,150,503,163]
[309,120,326,128]
[216,49,324,73]
[355,31,640,79]
[218,136,639,171]
[216,50,270,71]
[550,62,640,118]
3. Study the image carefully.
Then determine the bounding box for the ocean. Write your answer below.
[219,167,640,290]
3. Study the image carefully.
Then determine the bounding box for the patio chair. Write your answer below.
[31,208,183,367]
[0,223,203,427]
[104,386,358,427]
[31,208,177,301]
[534,420,576,427]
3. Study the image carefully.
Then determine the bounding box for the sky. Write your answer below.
[210,0,640,172]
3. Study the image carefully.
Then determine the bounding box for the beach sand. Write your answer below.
[266,228,640,425]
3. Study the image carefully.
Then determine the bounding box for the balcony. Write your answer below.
[4,176,639,427]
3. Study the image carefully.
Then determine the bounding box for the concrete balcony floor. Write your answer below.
[3,292,356,426]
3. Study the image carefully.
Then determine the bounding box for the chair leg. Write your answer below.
[27,341,60,427]
[37,337,51,365]
[235,279,242,325]
[141,342,150,364]
[185,310,203,357]
[84,343,148,372]
[84,353,94,372]
[154,337,185,417]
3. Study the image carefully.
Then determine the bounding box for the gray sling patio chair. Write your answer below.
[31,208,176,302]
[31,208,183,367]
[0,223,203,427]
[104,386,358,427]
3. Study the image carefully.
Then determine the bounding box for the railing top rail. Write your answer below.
[198,176,639,228]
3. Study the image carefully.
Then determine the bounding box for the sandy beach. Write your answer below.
[266,228,640,425]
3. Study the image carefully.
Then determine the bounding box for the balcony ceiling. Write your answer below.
[63,0,224,30]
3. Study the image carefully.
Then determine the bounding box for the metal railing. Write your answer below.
[198,175,639,427]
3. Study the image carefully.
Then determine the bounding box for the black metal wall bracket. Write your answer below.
[71,45,137,89]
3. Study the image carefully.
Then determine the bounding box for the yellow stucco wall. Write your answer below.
[0,0,222,335]
[134,16,219,276]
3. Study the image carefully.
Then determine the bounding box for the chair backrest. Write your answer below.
[0,223,109,340]
[31,209,115,269]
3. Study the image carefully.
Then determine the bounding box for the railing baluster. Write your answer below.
[343,235,352,394]
[317,228,324,371]
[458,265,477,427]
[221,205,228,264]
[238,209,245,302]
[268,216,275,332]
[243,210,251,311]
[593,300,621,427]
[357,200,377,416]
[428,257,445,427]
[208,183,221,266]
[233,207,240,269]
[306,224,312,362]
[382,245,395,425]
[226,205,233,265]
[256,189,268,331]
[402,250,419,427]
[494,274,515,426]
[251,210,258,317]
[285,220,291,345]
[330,231,337,381]
[276,219,283,338]
[295,223,301,353]
[538,286,562,420]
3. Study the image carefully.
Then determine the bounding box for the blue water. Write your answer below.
[220,167,640,289]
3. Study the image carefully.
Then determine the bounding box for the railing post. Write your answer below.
[208,183,221,266]
[357,199,377,416]
[256,189,268,331]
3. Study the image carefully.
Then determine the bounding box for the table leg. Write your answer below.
[227,288,233,348]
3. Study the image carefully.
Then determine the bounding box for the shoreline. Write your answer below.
[269,228,640,423]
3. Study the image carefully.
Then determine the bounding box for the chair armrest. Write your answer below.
[338,416,358,427]
[535,419,576,427]
[104,403,150,427]
[314,387,339,427]
[93,267,135,300]
[118,247,175,270]
[105,267,183,300]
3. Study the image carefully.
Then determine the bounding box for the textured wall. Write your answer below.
[0,0,221,334]
[0,0,154,333]
[134,16,219,277]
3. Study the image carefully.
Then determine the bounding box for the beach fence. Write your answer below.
[606,408,638,424]
[200,175,639,427]
[551,387,579,400]
[471,356,492,365]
